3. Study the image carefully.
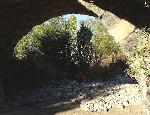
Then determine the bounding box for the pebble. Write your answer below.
[5,75,142,112]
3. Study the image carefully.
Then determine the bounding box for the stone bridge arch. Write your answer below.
[0,0,150,62]
[0,0,150,105]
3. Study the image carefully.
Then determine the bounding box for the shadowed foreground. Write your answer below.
[0,76,142,115]
[0,102,142,115]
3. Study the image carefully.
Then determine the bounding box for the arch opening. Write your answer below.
[13,14,129,82]
[0,0,149,113]
[2,14,138,109]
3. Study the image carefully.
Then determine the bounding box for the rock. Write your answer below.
[79,77,142,112]
[5,75,142,112]
[123,101,129,107]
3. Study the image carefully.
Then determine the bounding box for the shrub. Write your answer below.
[13,15,126,81]
[92,33,120,57]
[14,25,49,60]
[76,23,93,77]
[127,28,150,78]
[14,17,67,60]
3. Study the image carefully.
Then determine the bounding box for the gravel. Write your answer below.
[5,75,142,112]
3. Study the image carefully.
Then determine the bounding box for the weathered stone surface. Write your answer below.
[108,19,135,44]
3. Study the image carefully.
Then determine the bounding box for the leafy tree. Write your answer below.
[77,23,93,77]
[14,16,67,60]
[66,15,78,64]
[83,18,107,36]
[92,33,120,58]
[14,25,44,60]
[66,15,77,42]
[14,15,124,81]
[83,18,122,66]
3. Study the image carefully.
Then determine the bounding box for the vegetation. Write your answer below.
[127,29,150,78]
[126,28,150,114]
[76,23,93,78]
[14,15,125,81]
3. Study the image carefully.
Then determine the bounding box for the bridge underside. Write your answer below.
[0,0,150,59]
[0,0,150,100]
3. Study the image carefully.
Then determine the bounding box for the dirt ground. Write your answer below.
[0,100,142,115]
[56,106,142,115]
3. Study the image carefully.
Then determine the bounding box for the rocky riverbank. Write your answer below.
[80,83,141,112]
[5,75,142,112]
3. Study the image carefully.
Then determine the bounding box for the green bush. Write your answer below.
[76,23,93,77]
[92,33,120,57]
[14,15,125,81]
[127,29,150,78]
[83,18,122,64]
[14,17,67,60]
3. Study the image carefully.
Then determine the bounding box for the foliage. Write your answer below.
[77,23,93,75]
[14,15,125,81]
[14,17,67,60]
[77,23,93,46]
[66,15,78,63]
[126,29,150,114]
[83,18,107,36]
[127,29,150,78]
[14,25,44,60]
[66,15,77,40]
[92,33,120,57]
[83,19,122,70]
